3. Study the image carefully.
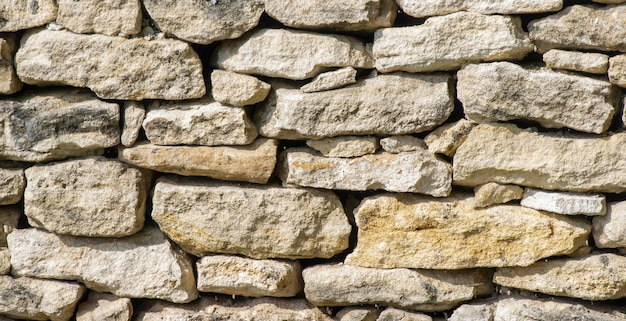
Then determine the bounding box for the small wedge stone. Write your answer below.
[121,101,145,147]
[76,293,132,321]
[0,248,9,274]
[448,302,495,321]
[609,55,626,88]
[0,0,57,32]
[380,136,426,153]
[0,207,20,247]
[473,183,523,208]
[494,297,626,321]
[301,67,357,93]
[337,307,379,321]
[424,119,477,157]
[396,0,562,18]
[543,50,609,74]
[521,188,606,216]
[593,201,626,248]
[0,34,22,94]
[306,136,378,158]
[377,308,432,321]
[57,0,141,36]
[0,166,25,206]
[211,70,270,107]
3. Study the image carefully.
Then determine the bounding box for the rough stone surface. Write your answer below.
[336,307,379,321]
[373,12,532,73]
[0,276,84,321]
[215,28,373,80]
[543,49,609,74]
[211,70,270,107]
[593,201,626,248]
[609,55,626,88]
[0,0,57,32]
[7,227,198,303]
[453,123,626,192]
[448,302,494,321]
[493,297,626,320]
[302,264,492,312]
[16,29,205,100]
[0,207,19,247]
[520,188,606,216]
[0,247,9,275]
[0,166,25,206]
[424,119,477,157]
[76,292,132,321]
[279,148,452,196]
[119,138,277,184]
[151,176,351,259]
[0,35,22,94]
[529,5,626,53]
[0,89,119,162]
[265,0,396,31]
[473,183,523,208]
[24,157,149,237]
[121,101,145,147]
[57,0,141,36]
[345,193,591,269]
[396,0,562,18]
[457,62,618,134]
[255,73,453,139]
[377,308,432,321]
[143,97,257,146]
[196,255,302,297]
[301,67,357,93]
[143,0,263,44]
[306,136,378,158]
[380,136,426,154]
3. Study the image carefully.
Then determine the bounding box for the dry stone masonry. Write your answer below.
[4,1,626,320]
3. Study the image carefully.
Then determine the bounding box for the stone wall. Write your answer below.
[2,0,626,320]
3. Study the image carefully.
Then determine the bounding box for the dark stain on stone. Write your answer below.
[29,0,39,14]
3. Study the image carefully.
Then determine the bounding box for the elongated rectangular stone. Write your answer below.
[493,297,626,321]
[0,34,22,94]
[255,73,453,139]
[306,136,378,158]
[57,0,141,36]
[397,0,562,18]
[0,0,57,32]
[543,49,609,74]
[521,188,606,216]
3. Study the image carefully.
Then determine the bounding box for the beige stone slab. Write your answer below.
[301,67,357,93]
[121,101,145,147]
[424,119,476,157]
[0,166,25,206]
[0,34,22,95]
[377,308,432,321]
[396,0,562,18]
[543,49,609,74]
[593,201,626,248]
[521,188,606,216]
[473,183,523,208]
[57,0,141,36]
[380,135,426,154]
[306,136,378,158]
[493,297,626,320]
[0,0,57,32]
[76,292,132,321]
[336,307,379,321]
[211,70,270,107]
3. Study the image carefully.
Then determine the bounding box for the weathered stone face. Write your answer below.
[380,136,426,154]
[0,0,57,32]
[473,183,523,208]
[0,166,25,206]
[377,308,432,321]
[543,49,609,74]
[593,201,626,248]
[306,136,378,158]
[336,307,379,321]
[396,0,562,17]
[56,0,142,36]
[424,119,476,157]
[121,101,145,147]
[211,70,270,107]
[76,293,132,321]
[301,67,357,93]
[493,297,626,321]
[0,35,22,95]
[520,188,606,216]
[609,55,626,88]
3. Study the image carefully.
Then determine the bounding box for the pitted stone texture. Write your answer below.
[196,255,302,297]
[16,29,205,100]
[0,247,9,275]
[143,97,257,146]
[0,276,84,321]
[543,50,609,74]
[143,0,263,44]
[373,12,532,73]
[0,35,22,95]
[593,201,626,248]
[151,176,351,259]
[396,0,562,18]
[521,188,606,216]
[345,193,591,269]
[377,308,432,321]
[24,157,149,237]
[121,101,145,147]
[529,5,626,53]
[215,28,373,80]
[211,70,270,107]
[337,307,379,321]
[306,136,378,158]
[494,297,626,321]
[76,292,132,321]
[119,138,277,184]
[279,148,452,196]
[255,73,453,139]
[303,264,491,312]
[494,253,626,300]
[57,0,141,36]
[0,0,57,32]
[473,183,523,208]
[380,136,426,154]
[7,227,198,303]
[0,166,25,206]
[301,67,357,93]
[424,119,476,157]
[609,55,626,88]
[0,89,119,162]
[0,207,19,247]
[457,62,618,134]
[453,123,626,193]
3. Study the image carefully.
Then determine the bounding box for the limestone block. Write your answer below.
[302,264,491,312]
[448,302,494,321]
[24,157,149,237]
[424,119,476,157]
[119,138,277,184]
[453,123,626,192]
[306,136,378,158]
[377,308,432,321]
[301,67,357,93]
[255,73,453,139]
[457,62,618,134]
[520,188,606,216]
[121,101,145,147]
[151,176,351,259]
[543,50,609,74]
[0,247,9,275]
[473,183,523,208]
[609,55,626,88]
[196,255,302,297]
[279,148,452,196]
[7,227,198,303]
[396,0,562,18]
[373,12,532,73]
[76,292,132,321]
[0,34,22,94]
[494,297,626,320]
[0,0,57,32]
[16,29,205,100]
[0,275,84,321]
[211,70,270,107]
[143,0,263,44]
[336,307,379,321]
[593,201,626,248]
[215,28,373,80]
[345,193,591,269]
[0,166,25,206]
[57,0,141,36]
[380,136,426,153]
[0,207,19,247]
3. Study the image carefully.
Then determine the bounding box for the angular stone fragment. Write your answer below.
[8,227,197,303]
[303,264,491,311]
[458,62,618,134]
[211,70,270,107]
[473,183,523,208]
[336,307,379,321]
[529,5,626,53]
[151,176,351,259]
[255,73,453,139]
[494,297,626,320]
[373,12,532,73]
[396,0,562,18]
[609,55,626,88]
[0,166,25,205]
[143,97,257,146]
[215,28,373,80]
[16,29,205,100]
[0,207,20,247]
[448,302,494,321]
[377,308,432,321]
[76,292,133,321]
[345,193,591,269]
[57,0,141,36]
[24,157,149,237]
[0,0,57,32]
[301,67,357,93]
[0,276,84,321]
[119,138,277,184]
[453,123,626,192]
[279,148,452,196]
[121,101,145,147]
[593,201,626,248]
[0,247,9,275]
[380,136,426,153]
[0,35,22,95]
[424,119,476,157]
[143,0,263,44]
[521,188,606,216]
[306,136,378,158]
[543,49,609,74]
[196,255,302,297]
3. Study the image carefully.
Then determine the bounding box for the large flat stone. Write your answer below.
[593,201,626,248]
[16,29,205,100]
[56,0,141,36]
[396,0,562,17]
[0,166,25,205]
[255,73,453,139]
[457,62,618,134]
[453,123,626,192]
[76,292,132,321]
[151,176,351,259]
[0,0,57,32]
[7,227,198,303]
[279,148,452,196]
[344,193,591,269]
[0,34,22,94]
[520,188,606,216]
[373,12,532,73]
